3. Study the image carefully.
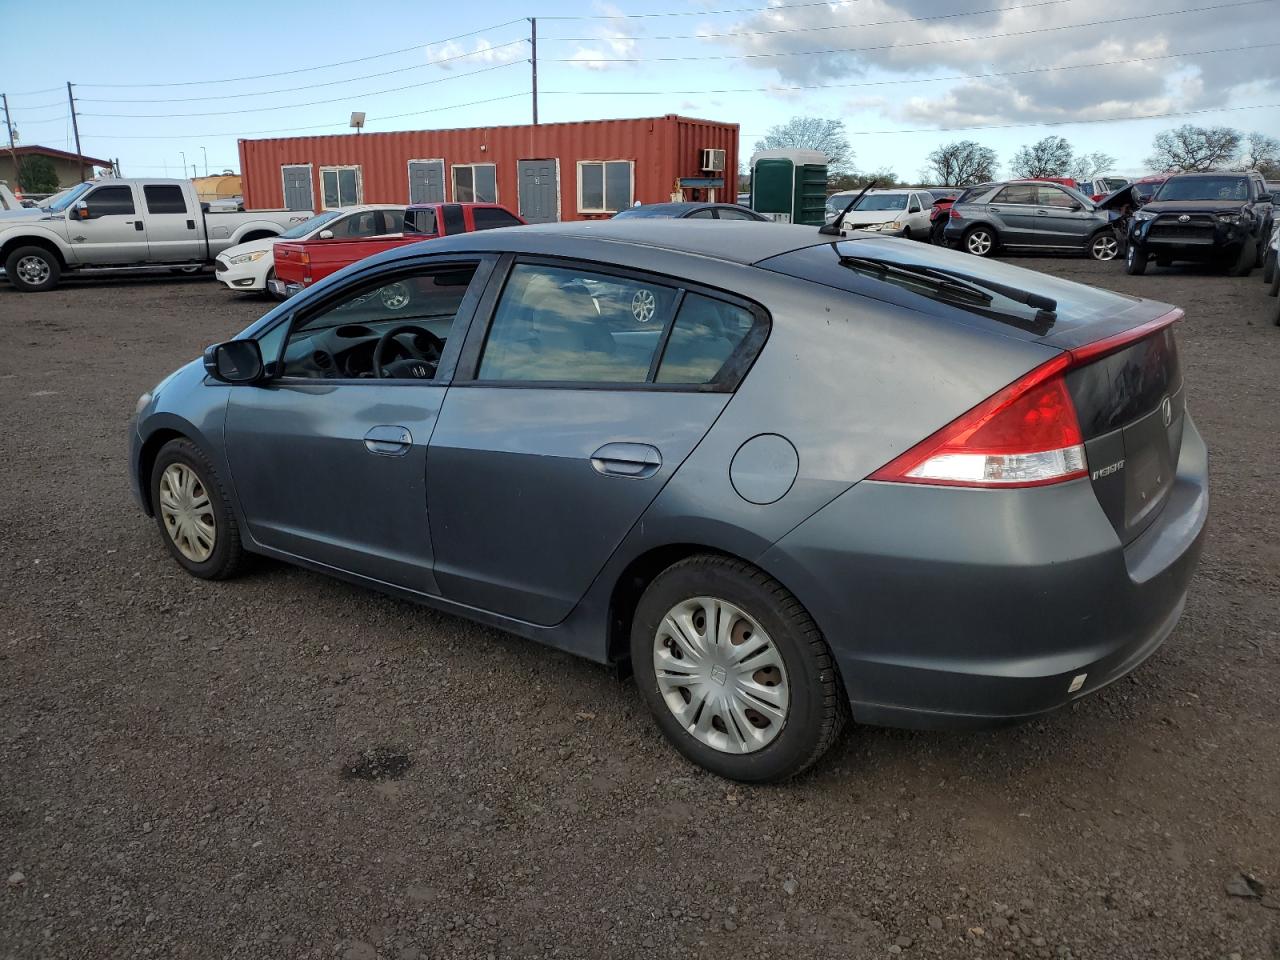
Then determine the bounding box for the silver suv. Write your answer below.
[943,180,1121,260]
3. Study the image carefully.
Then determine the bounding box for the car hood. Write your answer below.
[0,207,56,225]
[837,209,909,226]
[218,236,279,259]
[1141,198,1247,215]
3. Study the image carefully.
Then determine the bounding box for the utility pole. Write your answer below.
[2,93,20,187]
[66,82,85,182]
[529,17,538,125]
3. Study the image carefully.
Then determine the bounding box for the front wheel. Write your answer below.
[1125,244,1148,276]
[150,438,245,580]
[1262,248,1276,285]
[1088,231,1120,261]
[1227,240,1256,277]
[5,245,61,292]
[630,555,845,782]
[963,226,996,257]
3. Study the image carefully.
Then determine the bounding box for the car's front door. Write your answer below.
[65,183,147,265]
[223,256,496,592]
[984,184,1038,246]
[1033,185,1097,248]
[427,259,767,626]
[142,183,203,262]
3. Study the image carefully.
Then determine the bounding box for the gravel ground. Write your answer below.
[1,259,1278,960]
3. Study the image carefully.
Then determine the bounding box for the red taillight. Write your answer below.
[948,209,962,221]
[870,309,1182,489]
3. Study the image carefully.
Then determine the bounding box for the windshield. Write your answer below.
[45,182,92,212]
[1156,176,1250,202]
[853,194,910,212]
[278,209,345,239]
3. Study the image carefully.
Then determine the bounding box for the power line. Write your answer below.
[81,91,530,139]
[79,42,529,104]
[77,19,528,88]
[8,85,63,96]
[546,0,1269,63]
[82,61,525,118]
[547,0,1083,42]
[5,100,65,113]
[539,0,869,19]
[542,41,1280,96]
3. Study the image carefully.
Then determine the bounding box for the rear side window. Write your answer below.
[993,184,1036,205]
[331,211,386,237]
[144,185,187,214]
[85,186,135,217]
[656,294,757,384]
[472,207,522,230]
[411,208,439,235]
[441,204,466,235]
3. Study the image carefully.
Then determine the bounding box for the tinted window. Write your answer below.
[1156,176,1249,202]
[144,185,187,214]
[716,208,757,221]
[687,209,716,219]
[441,204,466,235]
[411,207,439,235]
[478,264,676,383]
[656,294,756,384]
[85,186,135,217]
[992,184,1036,205]
[1035,185,1078,208]
[472,207,522,230]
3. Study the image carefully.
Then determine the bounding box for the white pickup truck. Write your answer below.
[0,177,313,292]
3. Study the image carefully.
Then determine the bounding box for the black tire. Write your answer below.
[1273,293,1280,327]
[1156,255,1172,268]
[4,245,61,292]
[930,219,947,246]
[1262,248,1275,286]
[1125,243,1148,276]
[963,225,997,258]
[149,438,245,580]
[1227,240,1256,277]
[630,554,846,782]
[1269,260,1280,297]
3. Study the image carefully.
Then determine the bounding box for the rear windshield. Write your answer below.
[1156,176,1250,202]
[758,238,1141,341]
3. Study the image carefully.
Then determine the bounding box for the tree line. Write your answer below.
[751,117,1280,189]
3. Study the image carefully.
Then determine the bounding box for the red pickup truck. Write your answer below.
[269,202,524,298]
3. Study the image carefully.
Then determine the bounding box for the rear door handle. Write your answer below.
[364,424,412,457]
[590,442,662,479]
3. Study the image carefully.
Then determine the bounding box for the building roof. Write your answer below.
[5,145,112,167]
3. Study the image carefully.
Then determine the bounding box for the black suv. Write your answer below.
[1126,172,1274,276]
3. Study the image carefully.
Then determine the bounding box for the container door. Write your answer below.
[408,160,445,204]
[517,159,559,223]
[281,165,313,211]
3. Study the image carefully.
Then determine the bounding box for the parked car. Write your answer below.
[129,220,1207,782]
[612,202,768,221]
[824,189,936,239]
[216,205,416,295]
[0,178,313,292]
[926,190,963,245]
[1129,174,1171,206]
[1077,176,1130,201]
[269,202,524,298]
[944,180,1121,260]
[0,181,22,211]
[1264,220,1280,289]
[1125,172,1274,276]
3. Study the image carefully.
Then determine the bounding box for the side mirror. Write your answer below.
[318,229,334,240]
[1069,202,1083,211]
[1258,193,1273,203]
[203,340,264,384]
[74,200,89,220]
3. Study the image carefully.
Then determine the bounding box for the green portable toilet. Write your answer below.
[749,150,829,225]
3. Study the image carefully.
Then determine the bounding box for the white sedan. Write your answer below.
[824,189,936,240]
[214,205,413,295]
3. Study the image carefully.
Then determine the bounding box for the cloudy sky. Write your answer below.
[4,0,1278,180]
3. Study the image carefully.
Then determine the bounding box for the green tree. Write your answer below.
[754,117,854,173]
[17,155,59,195]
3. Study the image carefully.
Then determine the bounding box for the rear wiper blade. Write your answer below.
[837,252,1058,316]
[837,254,993,306]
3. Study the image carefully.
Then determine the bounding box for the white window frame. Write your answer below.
[577,160,634,214]
[407,158,445,204]
[280,164,314,210]
[319,165,363,208]
[451,163,498,204]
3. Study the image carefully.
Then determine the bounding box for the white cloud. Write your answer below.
[425,37,524,70]
[564,27,639,71]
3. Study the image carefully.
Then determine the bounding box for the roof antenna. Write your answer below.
[819,180,876,237]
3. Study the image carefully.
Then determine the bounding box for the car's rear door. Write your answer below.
[426,257,768,626]
[141,183,203,262]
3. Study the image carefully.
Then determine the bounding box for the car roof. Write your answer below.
[1165,171,1247,178]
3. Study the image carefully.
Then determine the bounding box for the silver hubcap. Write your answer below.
[380,282,411,310]
[653,597,790,754]
[1092,236,1119,260]
[631,288,657,323]
[967,232,992,256]
[16,255,51,285]
[159,463,216,563]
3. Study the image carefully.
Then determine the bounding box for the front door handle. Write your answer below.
[364,424,412,457]
[590,442,661,479]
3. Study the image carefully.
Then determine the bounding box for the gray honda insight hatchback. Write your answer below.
[129,221,1208,782]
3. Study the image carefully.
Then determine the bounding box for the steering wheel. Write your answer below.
[372,326,444,379]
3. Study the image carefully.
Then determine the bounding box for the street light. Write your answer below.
[179,151,187,179]
[201,147,207,177]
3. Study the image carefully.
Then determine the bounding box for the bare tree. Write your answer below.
[1145,125,1242,172]
[924,140,998,186]
[1009,136,1075,179]
[1242,132,1280,178]
[1071,151,1118,181]
[754,117,853,173]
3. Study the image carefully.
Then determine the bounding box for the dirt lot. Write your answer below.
[1,258,1278,960]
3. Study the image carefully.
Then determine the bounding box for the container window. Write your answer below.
[578,161,633,213]
[320,166,362,208]
[452,164,497,203]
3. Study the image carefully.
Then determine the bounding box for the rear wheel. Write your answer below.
[630,555,845,782]
[5,245,61,292]
[1087,231,1119,261]
[930,219,947,245]
[963,226,996,257]
[1125,243,1148,276]
[1227,240,1256,277]
[1262,248,1276,285]
[1269,261,1280,297]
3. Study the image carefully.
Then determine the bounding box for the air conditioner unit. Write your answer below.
[701,148,726,173]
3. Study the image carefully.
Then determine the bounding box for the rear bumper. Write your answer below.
[760,414,1209,730]
[268,277,304,298]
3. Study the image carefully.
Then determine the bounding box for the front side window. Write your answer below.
[144,184,187,214]
[320,166,362,207]
[453,164,497,203]
[478,264,676,383]
[277,263,479,380]
[993,184,1036,205]
[578,161,633,213]
[84,185,135,217]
